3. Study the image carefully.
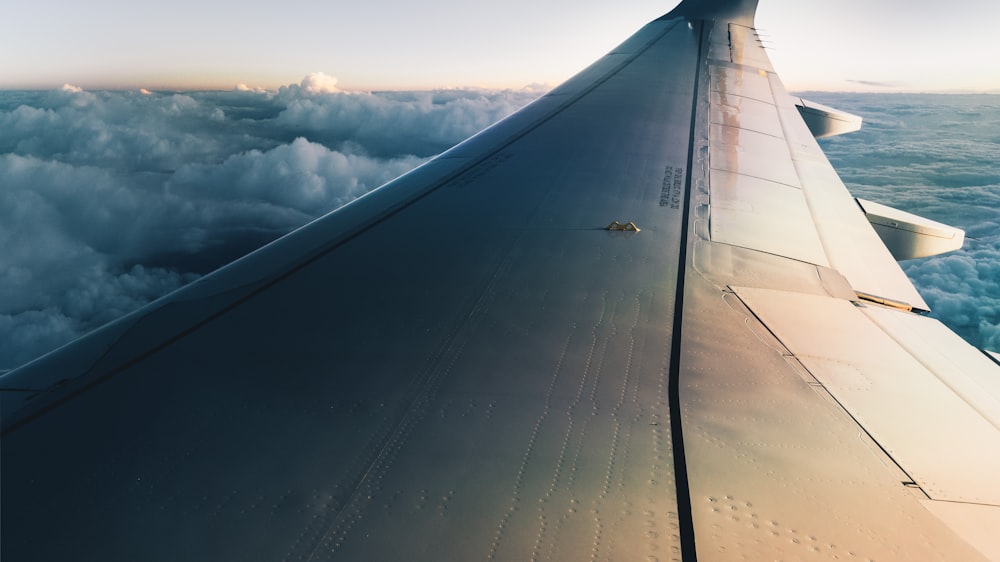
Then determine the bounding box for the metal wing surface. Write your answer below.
[4,0,1000,559]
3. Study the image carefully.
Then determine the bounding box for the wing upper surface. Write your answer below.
[5,15,701,562]
[3,0,999,560]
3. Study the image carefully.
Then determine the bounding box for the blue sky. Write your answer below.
[3,0,999,92]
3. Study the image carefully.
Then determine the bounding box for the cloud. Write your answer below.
[234,83,268,94]
[0,310,78,373]
[0,153,200,364]
[904,252,1000,349]
[168,137,424,213]
[0,265,198,371]
[0,77,535,370]
[299,72,341,94]
[0,131,426,320]
[274,87,539,157]
[0,88,250,173]
[845,79,901,88]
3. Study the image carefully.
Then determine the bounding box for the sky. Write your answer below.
[2,0,999,92]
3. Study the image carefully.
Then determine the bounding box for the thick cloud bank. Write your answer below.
[1,87,997,370]
[811,93,1000,350]
[0,78,539,369]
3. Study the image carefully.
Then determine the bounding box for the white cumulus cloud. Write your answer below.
[299,72,341,94]
[274,87,539,157]
[168,137,424,212]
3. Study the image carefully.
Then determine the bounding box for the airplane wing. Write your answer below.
[4,0,1000,559]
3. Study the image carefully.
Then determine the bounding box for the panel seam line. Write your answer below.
[669,17,705,562]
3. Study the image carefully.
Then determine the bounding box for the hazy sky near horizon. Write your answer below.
[3,0,999,92]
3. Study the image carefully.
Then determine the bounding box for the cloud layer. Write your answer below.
[2,86,997,370]
[0,78,539,369]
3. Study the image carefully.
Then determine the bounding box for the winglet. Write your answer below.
[664,0,759,25]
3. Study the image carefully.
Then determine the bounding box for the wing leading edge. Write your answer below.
[3,0,999,560]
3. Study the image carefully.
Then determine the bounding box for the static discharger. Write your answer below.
[855,291,914,313]
[606,221,641,232]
